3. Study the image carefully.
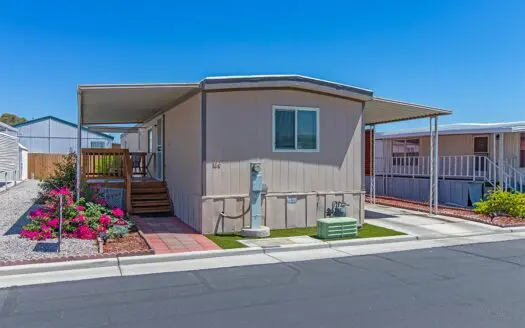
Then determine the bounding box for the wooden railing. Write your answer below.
[81,148,132,212]
[130,152,155,177]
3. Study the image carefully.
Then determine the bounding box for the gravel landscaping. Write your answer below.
[368,195,525,227]
[0,180,97,262]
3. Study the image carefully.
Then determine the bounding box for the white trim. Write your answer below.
[272,105,320,153]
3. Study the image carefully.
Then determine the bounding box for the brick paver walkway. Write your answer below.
[134,217,221,254]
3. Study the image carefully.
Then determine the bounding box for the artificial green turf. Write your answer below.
[205,223,404,249]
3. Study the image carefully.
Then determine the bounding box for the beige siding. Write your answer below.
[201,89,364,233]
[163,94,202,230]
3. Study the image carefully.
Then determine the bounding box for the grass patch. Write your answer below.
[205,223,404,249]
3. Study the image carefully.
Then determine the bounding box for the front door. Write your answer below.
[474,136,489,172]
[156,117,163,180]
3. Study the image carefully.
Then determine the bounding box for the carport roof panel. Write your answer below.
[78,83,200,124]
[365,97,451,125]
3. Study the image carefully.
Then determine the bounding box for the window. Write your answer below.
[273,106,319,152]
[147,128,153,153]
[391,139,420,165]
[520,133,525,167]
[474,136,489,154]
[90,141,105,148]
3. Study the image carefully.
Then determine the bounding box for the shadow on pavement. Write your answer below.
[365,209,397,220]
[3,205,40,236]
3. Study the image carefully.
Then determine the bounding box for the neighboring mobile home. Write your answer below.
[0,122,20,185]
[14,116,114,153]
[77,75,449,233]
[0,122,27,184]
[369,122,525,206]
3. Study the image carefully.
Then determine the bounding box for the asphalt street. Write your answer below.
[2,239,525,328]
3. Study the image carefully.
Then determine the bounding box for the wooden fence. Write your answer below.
[28,153,67,180]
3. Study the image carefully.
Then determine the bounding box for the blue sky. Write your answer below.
[1,0,523,132]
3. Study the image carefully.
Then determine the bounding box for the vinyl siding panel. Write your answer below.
[0,133,19,177]
[162,94,202,230]
[201,89,364,233]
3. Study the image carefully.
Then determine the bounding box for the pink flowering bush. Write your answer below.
[20,187,131,241]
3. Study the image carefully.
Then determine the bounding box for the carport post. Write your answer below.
[434,116,439,214]
[368,124,376,204]
[76,91,82,200]
[429,118,433,214]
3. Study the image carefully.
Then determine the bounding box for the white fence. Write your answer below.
[374,155,525,193]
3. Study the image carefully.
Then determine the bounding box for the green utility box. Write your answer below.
[316,217,358,239]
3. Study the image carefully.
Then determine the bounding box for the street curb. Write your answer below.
[327,235,417,247]
[262,242,330,254]
[0,257,119,277]
[117,247,264,266]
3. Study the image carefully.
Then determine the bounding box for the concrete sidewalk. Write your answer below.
[365,204,508,238]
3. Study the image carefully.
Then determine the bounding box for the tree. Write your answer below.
[0,113,27,126]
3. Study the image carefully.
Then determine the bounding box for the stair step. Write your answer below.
[132,206,172,214]
[131,194,170,200]
[132,182,165,188]
[132,200,170,207]
[132,187,167,194]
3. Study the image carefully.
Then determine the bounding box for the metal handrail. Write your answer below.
[503,160,524,193]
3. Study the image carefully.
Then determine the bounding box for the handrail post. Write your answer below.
[123,149,132,214]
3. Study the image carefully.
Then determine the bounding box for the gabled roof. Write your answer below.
[13,115,114,140]
[377,121,525,139]
[0,121,18,132]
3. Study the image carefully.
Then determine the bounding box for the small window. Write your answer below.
[520,133,525,167]
[474,136,489,154]
[392,139,420,165]
[90,141,105,148]
[147,128,153,153]
[273,106,319,152]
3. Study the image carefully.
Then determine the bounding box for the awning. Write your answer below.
[77,76,451,127]
[78,83,200,125]
[364,97,451,125]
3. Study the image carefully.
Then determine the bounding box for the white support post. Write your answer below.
[493,133,497,186]
[429,117,434,214]
[499,133,505,190]
[76,91,82,200]
[434,116,439,214]
[372,124,376,204]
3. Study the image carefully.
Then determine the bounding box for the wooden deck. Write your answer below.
[81,148,172,215]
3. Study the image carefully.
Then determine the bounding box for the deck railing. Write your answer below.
[81,148,132,212]
[504,161,525,193]
[374,155,500,187]
[129,152,155,177]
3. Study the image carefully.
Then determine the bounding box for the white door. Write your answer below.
[156,117,163,180]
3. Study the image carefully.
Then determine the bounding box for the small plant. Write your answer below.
[474,188,525,219]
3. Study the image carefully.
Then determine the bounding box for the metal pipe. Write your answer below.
[434,116,439,214]
[58,194,63,253]
[429,117,434,214]
[372,124,376,204]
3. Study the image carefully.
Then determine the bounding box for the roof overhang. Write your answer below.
[87,126,141,134]
[77,75,451,128]
[365,97,451,125]
[78,83,200,125]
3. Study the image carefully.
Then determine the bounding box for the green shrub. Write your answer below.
[474,188,525,218]
[38,153,77,203]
